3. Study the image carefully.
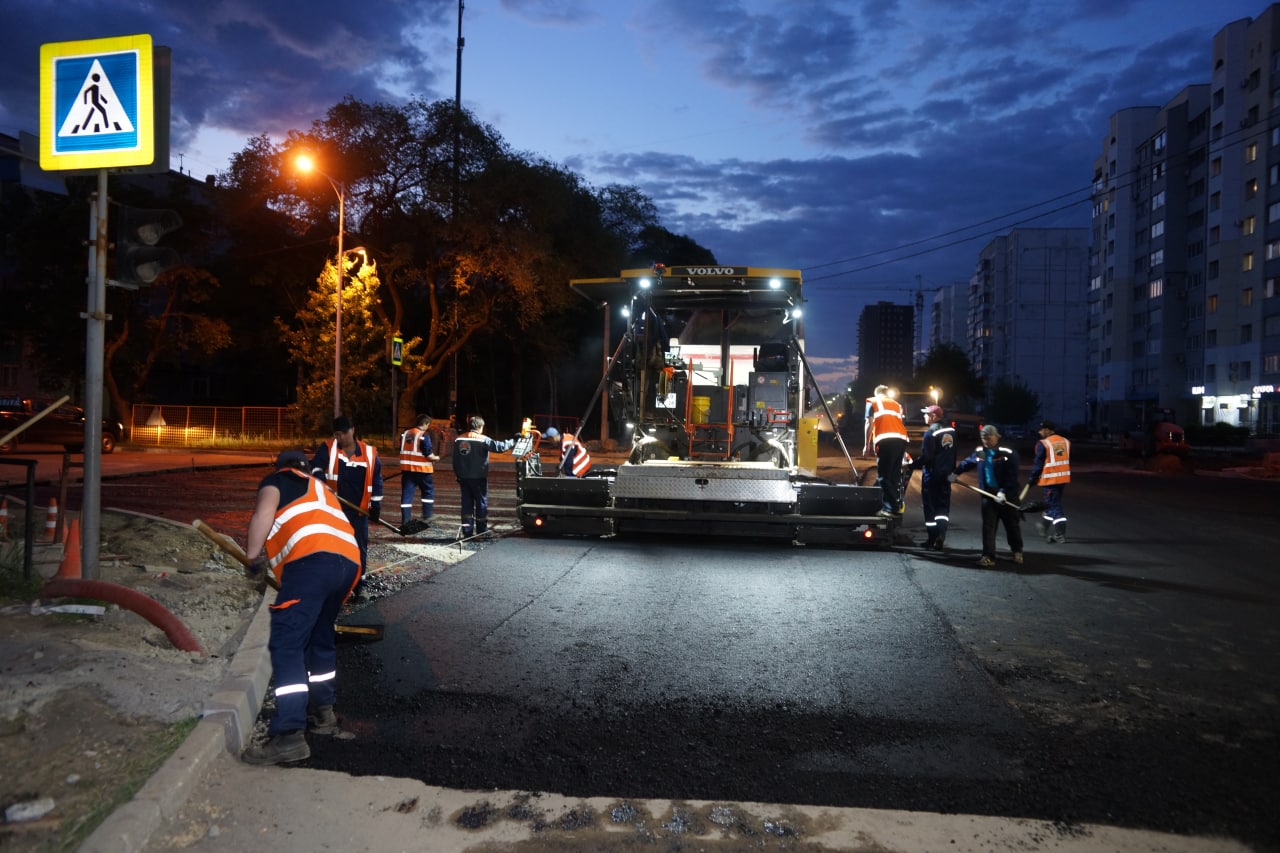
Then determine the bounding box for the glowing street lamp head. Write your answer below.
[295,152,317,174]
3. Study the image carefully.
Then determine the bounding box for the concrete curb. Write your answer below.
[78,591,275,853]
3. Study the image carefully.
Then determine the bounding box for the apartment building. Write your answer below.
[1090,8,1280,436]
[857,301,914,387]
[966,228,1090,430]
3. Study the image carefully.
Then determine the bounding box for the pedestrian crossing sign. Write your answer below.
[39,34,155,171]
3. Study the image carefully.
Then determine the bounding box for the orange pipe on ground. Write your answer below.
[40,577,206,656]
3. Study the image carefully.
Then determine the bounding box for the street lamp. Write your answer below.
[296,153,346,419]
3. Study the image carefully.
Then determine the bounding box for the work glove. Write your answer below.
[246,554,269,580]
[368,503,381,524]
[947,473,958,483]
[996,490,1007,503]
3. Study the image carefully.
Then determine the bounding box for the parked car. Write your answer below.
[0,397,124,454]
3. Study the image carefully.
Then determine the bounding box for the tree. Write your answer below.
[915,343,984,412]
[985,377,1040,427]
[279,254,387,434]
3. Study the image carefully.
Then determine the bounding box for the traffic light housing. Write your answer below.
[113,207,182,287]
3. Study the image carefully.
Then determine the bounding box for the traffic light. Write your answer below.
[113,207,183,287]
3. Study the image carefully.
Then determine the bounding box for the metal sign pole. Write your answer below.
[80,170,108,579]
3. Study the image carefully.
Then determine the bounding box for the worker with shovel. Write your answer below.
[951,424,1024,567]
[242,450,361,765]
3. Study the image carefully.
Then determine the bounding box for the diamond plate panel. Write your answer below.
[614,461,796,503]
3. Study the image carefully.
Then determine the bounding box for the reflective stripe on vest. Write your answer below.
[1038,435,1071,485]
[265,472,361,580]
[866,397,908,444]
[399,428,434,473]
[323,439,378,509]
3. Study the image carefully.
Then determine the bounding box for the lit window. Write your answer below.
[1246,178,1259,199]
[1243,288,1253,306]
[1208,294,1219,313]
[1152,190,1166,209]
[1149,278,1164,298]
[1151,220,1164,239]
[1247,142,1258,163]
[1244,215,1257,235]
[1243,252,1255,272]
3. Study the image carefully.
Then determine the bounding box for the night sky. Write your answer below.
[0,0,1266,385]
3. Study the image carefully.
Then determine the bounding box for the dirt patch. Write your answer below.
[0,503,447,852]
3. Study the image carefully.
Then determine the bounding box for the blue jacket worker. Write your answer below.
[953,424,1023,567]
[453,415,514,538]
[912,405,956,549]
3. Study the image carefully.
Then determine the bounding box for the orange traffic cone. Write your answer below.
[56,517,81,579]
[44,499,58,543]
[0,497,8,541]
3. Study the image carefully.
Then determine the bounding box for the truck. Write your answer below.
[514,265,893,546]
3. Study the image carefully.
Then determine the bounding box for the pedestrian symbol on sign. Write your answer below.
[58,59,135,137]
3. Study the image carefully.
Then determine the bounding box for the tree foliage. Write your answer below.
[225,96,682,432]
[985,377,1040,427]
[915,343,985,412]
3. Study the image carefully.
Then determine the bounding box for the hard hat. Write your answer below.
[544,427,559,439]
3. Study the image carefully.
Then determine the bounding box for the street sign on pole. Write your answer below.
[39,34,156,171]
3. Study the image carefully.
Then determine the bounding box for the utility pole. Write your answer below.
[449,0,464,428]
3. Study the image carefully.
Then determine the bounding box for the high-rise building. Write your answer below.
[967,229,1090,429]
[1090,8,1280,437]
[857,301,914,387]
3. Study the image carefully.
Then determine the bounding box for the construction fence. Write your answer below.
[129,404,303,448]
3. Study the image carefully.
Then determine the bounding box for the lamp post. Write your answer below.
[296,153,346,419]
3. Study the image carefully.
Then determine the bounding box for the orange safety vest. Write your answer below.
[865,396,908,446]
[399,427,434,474]
[264,470,361,583]
[1038,434,1071,485]
[561,433,592,477]
[321,438,378,510]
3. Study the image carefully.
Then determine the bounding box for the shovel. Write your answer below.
[333,493,429,537]
[192,519,384,640]
[952,480,1046,514]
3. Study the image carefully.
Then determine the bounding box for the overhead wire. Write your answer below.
[801,107,1271,287]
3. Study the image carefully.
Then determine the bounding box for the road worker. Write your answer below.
[398,413,440,527]
[1029,420,1071,543]
[241,450,360,765]
[863,384,909,518]
[952,424,1024,567]
[560,431,592,477]
[912,404,956,549]
[453,415,514,538]
[311,415,383,600]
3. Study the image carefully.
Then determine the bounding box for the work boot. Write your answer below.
[1013,552,1024,565]
[931,538,945,551]
[919,538,936,548]
[242,731,309,765]
[1036,518,1049,538]
[307,705,338,736]
[977,555,995,567]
